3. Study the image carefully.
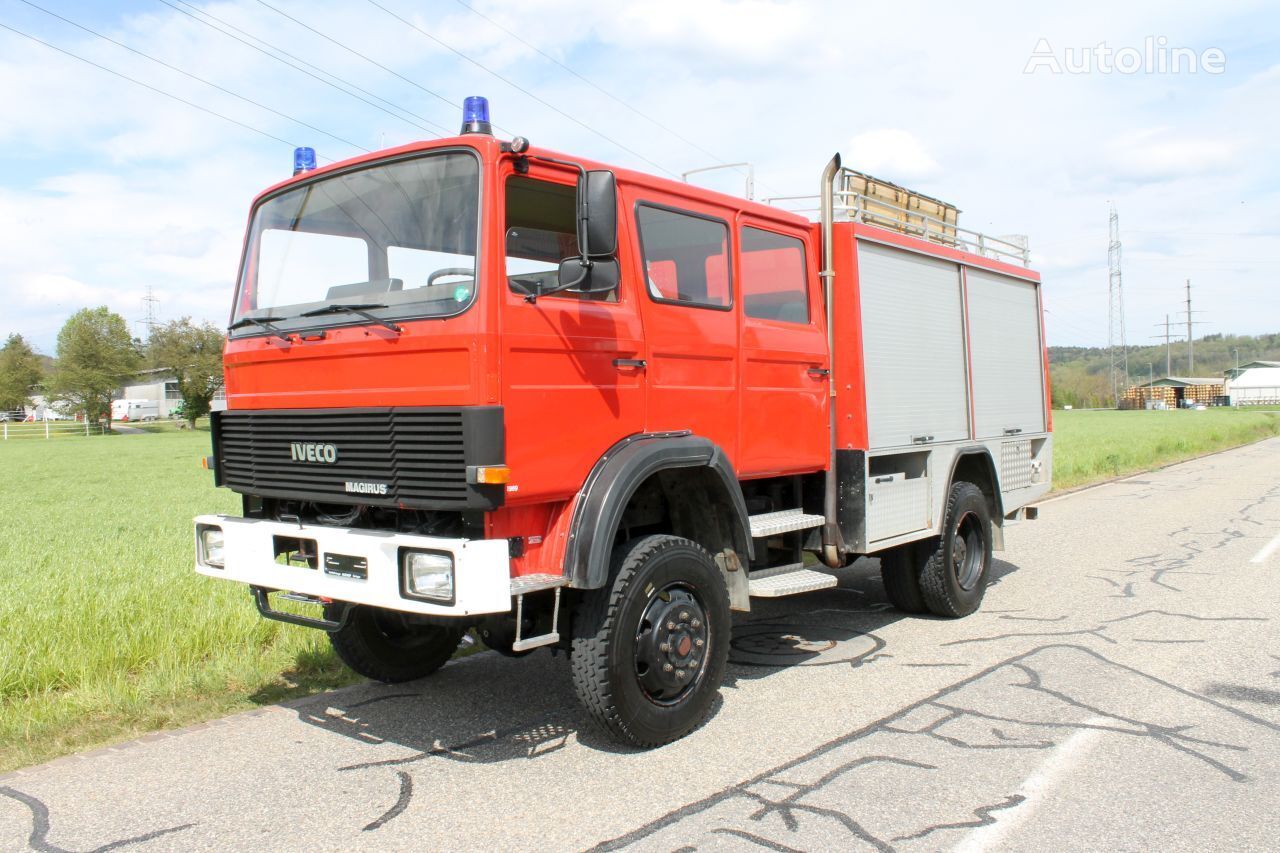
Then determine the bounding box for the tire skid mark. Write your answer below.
[0,786,194,853]
[361,771,412,832]
[892,793,1025,841]
[591,645,1279,851]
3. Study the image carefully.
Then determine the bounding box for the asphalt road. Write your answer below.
[3,439,1279,852]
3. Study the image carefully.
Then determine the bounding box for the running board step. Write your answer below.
[508,574,568,652]
[748,564,838,598]
[748,509,826,538]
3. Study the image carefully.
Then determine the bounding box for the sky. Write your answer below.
[1,0,1277,355]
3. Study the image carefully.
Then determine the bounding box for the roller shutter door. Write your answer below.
[857,242,969,449]
[966,268,1046,438]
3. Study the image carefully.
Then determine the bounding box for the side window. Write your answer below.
[741,227,809,323]
[637,204,731,309]
[505,176,614,301]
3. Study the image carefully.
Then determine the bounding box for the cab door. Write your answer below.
[630,196,739,461]
[499,166,645,501]
[736,219,829,476]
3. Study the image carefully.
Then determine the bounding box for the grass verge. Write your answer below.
[0,430,358,773]
[1051,408,1280,490]
[0,407,1276,771]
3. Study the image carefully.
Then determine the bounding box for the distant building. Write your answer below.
[1226,362,1280,407]
[1122,377,1225,410]
[117,367,225,417]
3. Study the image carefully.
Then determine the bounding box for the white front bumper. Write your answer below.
[194,514,512,616]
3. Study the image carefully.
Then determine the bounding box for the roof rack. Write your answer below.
[767,167,1031,267]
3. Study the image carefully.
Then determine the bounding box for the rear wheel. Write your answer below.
[917,481,993,618]
[325,604,464,683]
[570,535,731,748]
[879,542,926,613]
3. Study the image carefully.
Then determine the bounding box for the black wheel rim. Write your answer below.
[952,511,985,591]
[633,583,710,705]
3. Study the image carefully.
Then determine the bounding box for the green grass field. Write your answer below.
[0,430,357,772]
[0,407,1277,771]
[1052,408,1280,490]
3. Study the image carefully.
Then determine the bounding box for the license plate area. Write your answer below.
[273,535,319,569]
[323,552,369,580]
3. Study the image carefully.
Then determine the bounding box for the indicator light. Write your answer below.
[467,465,510,485]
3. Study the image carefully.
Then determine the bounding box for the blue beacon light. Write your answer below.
[461,96,492,135]
[293,146,317,176]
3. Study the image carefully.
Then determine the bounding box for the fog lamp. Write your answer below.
[198,524,225,568]
[402,550,454,603]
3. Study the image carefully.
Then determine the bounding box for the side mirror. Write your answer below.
[557,257,619,295]
[582,170,617,257]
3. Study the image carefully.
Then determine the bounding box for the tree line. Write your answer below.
[1049,332,1280,409]
[0,308,225,428]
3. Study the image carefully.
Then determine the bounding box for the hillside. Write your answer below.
[1048,332,1280,409]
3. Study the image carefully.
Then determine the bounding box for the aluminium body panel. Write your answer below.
[856,241,969,450]
[855,438,1054,550]
[965,268,1048,438]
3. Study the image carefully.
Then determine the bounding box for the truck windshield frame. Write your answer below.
[230,148,483,337]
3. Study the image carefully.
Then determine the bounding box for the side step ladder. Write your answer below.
[509,574,568,652]
[745,509,837,598]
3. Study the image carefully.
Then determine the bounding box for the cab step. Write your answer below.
[508,573,568,652]
[747,563,838,598]
[748,508,826,538]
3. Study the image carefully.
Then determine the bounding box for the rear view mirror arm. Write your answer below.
[527,154,592,263]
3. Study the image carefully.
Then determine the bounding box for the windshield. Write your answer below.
[232,150,480,332]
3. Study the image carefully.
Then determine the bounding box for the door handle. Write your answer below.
[1003,427,1024,435]
[807,366,830,377]
[613,358,647,369]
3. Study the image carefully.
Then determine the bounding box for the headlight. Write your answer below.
[401,550,454,603]
[197,524,225,568]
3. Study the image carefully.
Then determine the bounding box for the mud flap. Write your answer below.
[716,548,751,612]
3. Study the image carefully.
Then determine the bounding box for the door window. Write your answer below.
[636,204,731,309]
[740,227,809,323]
[505,176,614,301]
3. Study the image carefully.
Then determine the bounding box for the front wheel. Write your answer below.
[325,604,464,683]
[916,481,994,617]
[570,535,731,748]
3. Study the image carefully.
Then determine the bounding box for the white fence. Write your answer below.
[1,420,106,440]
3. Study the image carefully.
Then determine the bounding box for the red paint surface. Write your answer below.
[223,136,1047,574]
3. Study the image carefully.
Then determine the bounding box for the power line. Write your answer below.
[362,0,681,177]
[1151,315,1182,377]
[1178,278,1211,374]
[254,0,477,132]
[167,0,439,134]
[154,0,452,137]
[140,285,160,344]
[0,21,322,158]
[19,0,369,155]
[449,0,727,168]
[449,0,781,198]
[1107,203,1128,407]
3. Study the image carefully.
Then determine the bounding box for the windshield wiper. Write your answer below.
[228,315,292,343]
[300,303,402,334]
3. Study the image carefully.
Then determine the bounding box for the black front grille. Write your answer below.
[212,407,504,510]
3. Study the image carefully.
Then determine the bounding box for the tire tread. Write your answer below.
[326,605,463,683]
[918,481,990,618]
[569,534,727,748]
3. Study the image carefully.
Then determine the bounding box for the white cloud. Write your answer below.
[1104,127,1239,181]
[845,129,942,183]
[0,0,1276,354]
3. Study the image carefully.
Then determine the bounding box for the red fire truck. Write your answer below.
[195,97,1051,747]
